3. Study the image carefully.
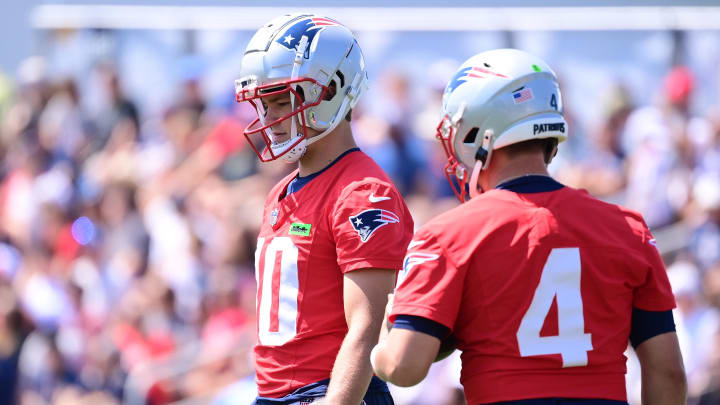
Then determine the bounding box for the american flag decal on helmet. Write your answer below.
[349,209,400,243]
[513,87,534,104]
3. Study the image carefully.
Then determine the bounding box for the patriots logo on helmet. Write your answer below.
[445,66,511,94]
[349,209,400,243]
[276,17,340,58]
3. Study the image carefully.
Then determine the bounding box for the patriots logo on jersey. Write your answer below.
[276,16,340,58]
[349,209,400,243]
[445,66,511,94]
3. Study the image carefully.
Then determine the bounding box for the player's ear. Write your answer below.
[323,80,338,101]
[543,138,559,165]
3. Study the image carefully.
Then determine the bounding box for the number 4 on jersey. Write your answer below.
[516,248,593,367]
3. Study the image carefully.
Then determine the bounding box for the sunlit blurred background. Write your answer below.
[1,1,719,404]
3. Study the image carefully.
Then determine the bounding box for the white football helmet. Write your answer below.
[436,49,567,201]
[235,13,368,162]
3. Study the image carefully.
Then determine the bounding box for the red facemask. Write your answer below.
[236,78,328,162]
[436,114,469,202]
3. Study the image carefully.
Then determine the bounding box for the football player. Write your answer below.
[235,13,413,405]
[371,49,687,405]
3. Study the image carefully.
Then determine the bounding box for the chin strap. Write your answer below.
[306,71,365,146]
[289,35,309,144]
[469,160,483,199]
[469,129,494,198]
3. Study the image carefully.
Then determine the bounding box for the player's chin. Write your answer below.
[271,133,290,144]
[434,335,457,362]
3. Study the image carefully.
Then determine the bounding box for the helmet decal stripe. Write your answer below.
[446,66,511,94]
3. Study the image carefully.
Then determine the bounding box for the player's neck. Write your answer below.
[483,152,551,190]
[297,122,357,177]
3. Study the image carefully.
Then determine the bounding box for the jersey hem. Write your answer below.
[463,371,627,404]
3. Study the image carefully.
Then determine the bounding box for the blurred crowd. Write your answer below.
[0,43,719,405]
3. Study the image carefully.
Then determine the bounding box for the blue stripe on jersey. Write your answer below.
[253,376,390,404]
[495,175,564,193]
[285,147,361,196]
[392,314,450,340]
[488,399,628,404]
[629,308,676,348]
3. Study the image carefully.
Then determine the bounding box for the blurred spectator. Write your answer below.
[690,174,720,270]
[562,83,632,197]
[0,283,32,404]
[622,66,711,228]
[668,260,720,399]
[93,63,139,151]
[358,70,428,195]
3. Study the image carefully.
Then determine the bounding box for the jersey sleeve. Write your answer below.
[331,181,413,273]
[632,223,676,311]
[389,229,465,331]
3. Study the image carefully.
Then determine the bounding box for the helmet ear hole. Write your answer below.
[295,86,306,102]
[463,127,479,144]
[323,80,337,101]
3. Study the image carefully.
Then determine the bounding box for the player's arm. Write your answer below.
[372,231,461,387]
[322,268,396,404]
[372,316,445,386]
[630,307,686,405]
[631,222,686,404]
[635,330,686,405]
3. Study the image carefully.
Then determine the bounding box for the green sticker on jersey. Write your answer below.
[289,222,312,237]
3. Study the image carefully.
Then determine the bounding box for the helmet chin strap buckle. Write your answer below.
[477,129,493,169]
[344,72,364,105]
[475,148,488,165]
[469,129,494,198]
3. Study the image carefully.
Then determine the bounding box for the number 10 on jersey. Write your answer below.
[516,248,593,367]
[255,237,300,346]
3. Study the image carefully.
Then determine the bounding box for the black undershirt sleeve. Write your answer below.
[394,309,674,348]
[630,308,676,348]
[392,315,450,340]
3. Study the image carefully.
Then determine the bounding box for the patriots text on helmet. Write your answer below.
[533,122,565,135]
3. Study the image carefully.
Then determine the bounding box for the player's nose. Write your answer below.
[265,106,281,123]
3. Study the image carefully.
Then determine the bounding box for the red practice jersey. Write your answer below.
[391,183,675,404]
[254,150,413,397]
